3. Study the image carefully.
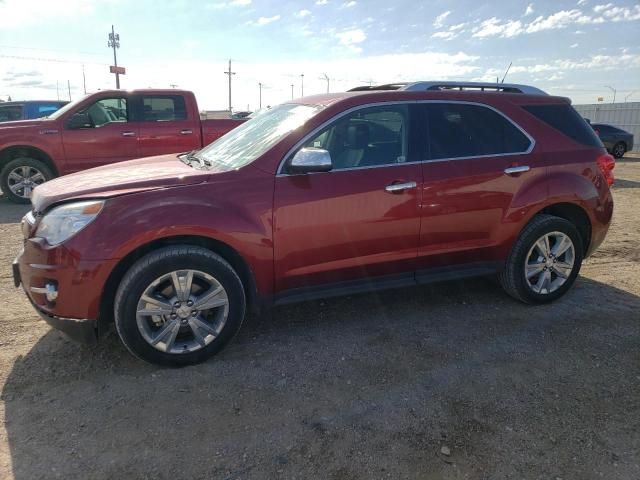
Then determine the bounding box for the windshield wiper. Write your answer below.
[180,150,212,169]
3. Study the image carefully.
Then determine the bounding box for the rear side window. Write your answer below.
[425,103,531,160]
[140,95,187,121]
[523,104,602,147]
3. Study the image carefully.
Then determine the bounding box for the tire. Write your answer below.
[114,245,246,366]
[499,214,584,304]
[612,142,626,159]
[0,157,54,204]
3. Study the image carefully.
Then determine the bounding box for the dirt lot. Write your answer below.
[0,157,639,480]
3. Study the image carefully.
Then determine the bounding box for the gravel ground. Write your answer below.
[0,156,639,480]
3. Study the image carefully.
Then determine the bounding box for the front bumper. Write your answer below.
[14,238,118,343]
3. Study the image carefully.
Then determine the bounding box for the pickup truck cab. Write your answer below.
[0,89,243,203]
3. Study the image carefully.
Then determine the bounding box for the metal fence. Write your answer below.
[574,102,640,152]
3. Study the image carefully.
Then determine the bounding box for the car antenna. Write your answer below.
[501,62,513,84]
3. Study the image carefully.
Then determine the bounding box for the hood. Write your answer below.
[32,153,217,212]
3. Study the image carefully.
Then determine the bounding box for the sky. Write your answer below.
[1,0,639,110]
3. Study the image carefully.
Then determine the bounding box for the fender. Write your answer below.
[64,172,276,296]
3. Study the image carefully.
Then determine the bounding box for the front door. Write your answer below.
[61,96,138,172]
[273,103,423,293]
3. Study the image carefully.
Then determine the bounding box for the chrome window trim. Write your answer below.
[276,100,535,176]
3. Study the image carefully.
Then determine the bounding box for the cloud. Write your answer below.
[577,0,588,4]
[254,15,281,26]
[316,0,328,4]
[0,0,94,28]
[570,43,579,48]
[524,3,534,16]
[431,31,457,40]
[431,22,467,41]
[296,9,311,18]
[341,1,356,8]
[336,28,366,52]
[472,4,640,38]
[208,0,251,8]
[433,11,451,28]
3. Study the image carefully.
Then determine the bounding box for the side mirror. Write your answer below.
[288,148,333,174]
[67,112,93,129]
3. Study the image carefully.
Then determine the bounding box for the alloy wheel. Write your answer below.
[524,231,576,295]
[7,165,47,199]
[136,269,229,354]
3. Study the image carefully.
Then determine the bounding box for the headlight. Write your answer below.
[35,200,104,246]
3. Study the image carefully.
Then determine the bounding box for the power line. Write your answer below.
[0,53,107,66]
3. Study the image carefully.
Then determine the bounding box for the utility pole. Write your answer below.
[56,80,60,100]
[300,73,304,97]
[82,64,87,94]
[604,85,616,104]
[321,73,330,93]
[258,82,263,109]
[67,80,71,101]
[224,59,236,112]
[108,25,121,89]
[290,84,294,99]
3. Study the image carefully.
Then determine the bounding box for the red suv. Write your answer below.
[14,82,615,366]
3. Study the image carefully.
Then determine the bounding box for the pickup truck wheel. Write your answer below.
[0,157,53,204]
[114,245,246,367]
[499,214,583,304]
[612,142,626,159]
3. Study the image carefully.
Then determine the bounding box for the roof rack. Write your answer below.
[348,81,547,96]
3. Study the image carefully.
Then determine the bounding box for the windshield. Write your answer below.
[47,94,92,119]
[198,103,321,169]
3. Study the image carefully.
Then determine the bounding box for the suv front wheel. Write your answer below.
[114,245,246,366]
[500,214,584,304]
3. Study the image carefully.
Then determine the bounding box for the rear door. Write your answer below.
[417,101,540,274]
[273,103,423,293]
[133,94,201,158]
[61,95,138,172]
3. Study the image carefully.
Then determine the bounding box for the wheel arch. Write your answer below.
[0,145,59,176]
[534,202,592,254]
[98,235,260,325]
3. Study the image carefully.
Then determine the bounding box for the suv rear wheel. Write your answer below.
[0,157,53,204]
[114,245,246,366]
[500,214,584,304]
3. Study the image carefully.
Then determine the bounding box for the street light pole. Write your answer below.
[108,25,121,89]
[604,85,616,104]
[224,59,236,112]
[624,90,637,102]
[258,82,263,109]
[290,84,294,100]
[321,73,329,93]
[300,73,304,97]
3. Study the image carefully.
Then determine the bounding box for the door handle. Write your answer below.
[180,129,193,135]
[121,131,136,137]
[385,181,417,193]
[504,165,530,175]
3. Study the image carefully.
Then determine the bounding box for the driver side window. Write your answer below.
[303,104,408,170]
[84,98,128,127]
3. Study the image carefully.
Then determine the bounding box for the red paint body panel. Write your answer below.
[15,89,614,326]
[0,89,244,176]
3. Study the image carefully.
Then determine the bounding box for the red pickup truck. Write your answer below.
[0,89,243,203]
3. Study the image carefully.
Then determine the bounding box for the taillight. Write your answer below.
[597,154,615,186]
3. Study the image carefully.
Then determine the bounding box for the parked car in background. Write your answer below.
[0,100,68,122]
[0,89,244,203]
[14,81,615,366]
[591,123,634,159]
